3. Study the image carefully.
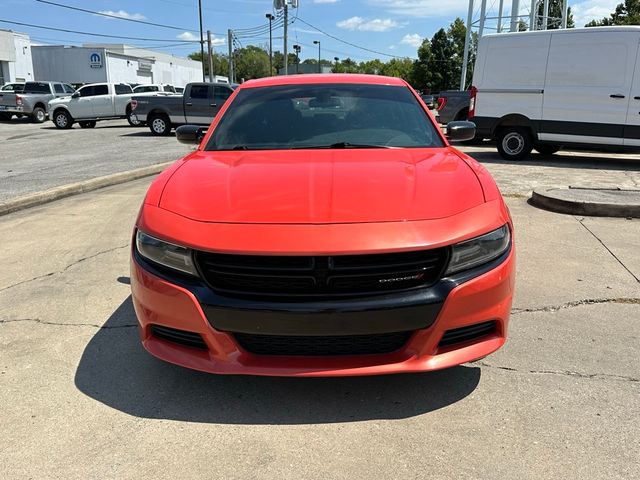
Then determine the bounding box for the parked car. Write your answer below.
[130,74,515,376]
[133,84,179,94]
[1,82,25,93]
[130,82,237,135]
[471,26,640,159]
[48,82,135,129]
[0,81,74,123]
[433,90,471,125]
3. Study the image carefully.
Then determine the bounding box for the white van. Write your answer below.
[470,26,640,159]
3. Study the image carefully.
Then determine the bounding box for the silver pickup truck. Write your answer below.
[131,82,237,136]
[0,81,75,123]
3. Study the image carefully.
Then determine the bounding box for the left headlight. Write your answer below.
[135,230,198,276]
[445,225,511,275]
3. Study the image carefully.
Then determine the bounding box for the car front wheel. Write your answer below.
[497,127,533,161]
[53,110,73,129]
[149,113,171,136]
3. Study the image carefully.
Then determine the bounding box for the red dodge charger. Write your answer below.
[131,74,515,376]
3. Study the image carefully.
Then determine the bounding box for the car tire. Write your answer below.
[30,107,47,124]
[126,106,142,127]
[149,113,171,136]
[79,121,97,129]
[534,144,561,155]
[497,127,533,161]
[0,112,11,121]
[53,110,73,129]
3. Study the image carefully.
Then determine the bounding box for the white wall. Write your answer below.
[0,30,34,83]
[33,47,108,83]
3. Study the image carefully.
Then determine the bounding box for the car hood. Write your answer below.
[159,148,485,224]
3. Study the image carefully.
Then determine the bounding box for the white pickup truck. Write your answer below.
[48,82,135,129]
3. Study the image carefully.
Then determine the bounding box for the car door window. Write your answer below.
[77,86,94,97]
[214,87,232,105]
[64,84,75,94]
[189,85,209,99]
[93,85,109,96]
[53,84,65,94]
[115,84,133,95]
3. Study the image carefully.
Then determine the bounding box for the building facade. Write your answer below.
[0,30,35,85]
[32,44,202,86]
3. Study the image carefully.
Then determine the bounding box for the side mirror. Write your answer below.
[71,92,80,98]
[176,125,207,145]
[446,121,476,142]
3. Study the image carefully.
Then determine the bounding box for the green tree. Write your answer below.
[425,28,458,92]
[188,51,229,77]
[332,58,360,73]
[273,51,299,74]
[535,0,575,29]
[410,38,434,92]
[234,45,271,81]
[380,57,413,82]
[585,0,640,26]
[359,59,385,74]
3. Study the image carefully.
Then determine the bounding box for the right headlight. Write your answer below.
[445,225,511,275]
[135,230,198,276]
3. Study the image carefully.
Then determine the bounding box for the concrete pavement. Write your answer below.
[0,177,638,479]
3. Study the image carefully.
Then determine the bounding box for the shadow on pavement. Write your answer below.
[119,131,175,137]
[469,150,640,171]
[75,296,481,425]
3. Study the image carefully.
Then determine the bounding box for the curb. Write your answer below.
[0,162,173,217]
[530,187,640,218]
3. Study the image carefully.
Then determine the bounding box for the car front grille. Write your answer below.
[438,320,497,348]
[234,331,413,356]
[195,248,448,298]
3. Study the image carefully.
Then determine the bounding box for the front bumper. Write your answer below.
[130,244,515,376]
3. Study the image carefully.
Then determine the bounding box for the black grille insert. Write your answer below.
[196,248,448,298]
[438,320,497,348]
[150,324,208,350]
[234,331,413,356]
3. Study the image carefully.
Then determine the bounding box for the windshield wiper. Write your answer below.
[291,142,392,149]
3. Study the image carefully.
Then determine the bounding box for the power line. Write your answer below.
[0,18,198,42]
[295,17,405,59]
[34,0,215,34]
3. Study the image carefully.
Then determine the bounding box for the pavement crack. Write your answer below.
[0,244,128,293]
[476,361,639,383]
[511,297,640,315]
[0,317,136,329]
[575,217,640,283]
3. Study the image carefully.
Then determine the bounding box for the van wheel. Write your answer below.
[53,110,73,129]
[149,113,171,136]
[79,121,97,129]
[31,107,47,123]
[497,127,533,160]
[534,144,561,155]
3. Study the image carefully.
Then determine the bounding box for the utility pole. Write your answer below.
[198,0,205,81]
[479,0,487,37]
[561,0,569,28]
[530,0,536,30]
[313,40,321,73]
[497,0,504,32]
[227,29,234,83]
[207,30,214,82]
[284,2,288,75]
[460,0,474,90]
[510,0,520,32]
[266,13,274,75]
[543,0,549,29]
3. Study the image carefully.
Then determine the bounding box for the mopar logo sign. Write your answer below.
[89,52,102,68]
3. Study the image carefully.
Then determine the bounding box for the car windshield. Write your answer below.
[205,83,444,151]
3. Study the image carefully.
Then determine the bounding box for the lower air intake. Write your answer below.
[234,331,412,356]
[150,324,208,350]
[438,320,497,348]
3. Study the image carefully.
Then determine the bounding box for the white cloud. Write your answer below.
[98,10,146,21]
[400,33,423,47]
[177,31,198,41]
[313,0,340,3]
[177,31,225,46]
[570,0,618,26]
[366,0,467,18]
[336,16,401,32]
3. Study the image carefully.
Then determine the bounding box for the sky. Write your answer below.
[0,0,623,63]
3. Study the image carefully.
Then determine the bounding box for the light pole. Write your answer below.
[313,40,321,73]
[293,44,301,74]
[265,13,274,75]
[198,0,205,81]
[333,56,339,73]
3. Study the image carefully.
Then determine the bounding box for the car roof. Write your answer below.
[240,74,407,89]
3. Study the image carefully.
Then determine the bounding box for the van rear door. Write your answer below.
[623,39,640,147]
[540,31,636,146]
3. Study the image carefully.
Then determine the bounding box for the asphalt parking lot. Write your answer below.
[1,119,639,479]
